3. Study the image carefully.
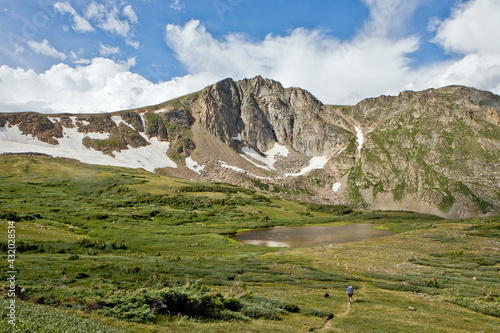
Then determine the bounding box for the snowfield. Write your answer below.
[219,160,245,172]
[285,156,330,177]
[240,142,289,171]
[0,124,177,172]
[355,126,363,152]
[185,157,205,174]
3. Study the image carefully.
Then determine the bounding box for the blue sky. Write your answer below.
[1,0,499,113]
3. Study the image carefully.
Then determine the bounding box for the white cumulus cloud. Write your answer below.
[165,18,419,104]
[27,39,66,60]
[432,0,500,55]
[409,0,500,93]
[163,0,500,104]
[0,58,217,113]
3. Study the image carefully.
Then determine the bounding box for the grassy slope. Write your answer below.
[0,155,498,332]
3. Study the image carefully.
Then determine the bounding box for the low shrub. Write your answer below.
[77,238,106,249]
[239,303,283,320]
[110,240,127,250]
[450,298,500,317]
[300,307,334,319]
[303,203,353,215]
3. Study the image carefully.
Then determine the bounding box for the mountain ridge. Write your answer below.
[1,76,499,218]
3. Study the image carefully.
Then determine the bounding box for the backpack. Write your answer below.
[347,286,353,295]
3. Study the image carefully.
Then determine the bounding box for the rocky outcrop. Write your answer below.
[339,85,500,217]
[194,76,351,156]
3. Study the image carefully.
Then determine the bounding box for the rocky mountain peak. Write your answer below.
[194,76,349,156]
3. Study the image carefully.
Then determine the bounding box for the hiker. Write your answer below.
[346,285,354,303]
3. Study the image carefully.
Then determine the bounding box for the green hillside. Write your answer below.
[0,155,498,332]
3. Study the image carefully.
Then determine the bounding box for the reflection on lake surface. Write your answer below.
[232,224,395,248]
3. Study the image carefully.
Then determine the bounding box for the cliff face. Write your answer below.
[1,76,499,218]
[194,76,351,156]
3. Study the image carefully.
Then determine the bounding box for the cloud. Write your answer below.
[432,0,500,55]
[70,50,91,65]
[85,1,136,38]
[15,44,24,53]
[0,58,215,113]
[99,44,120,56]
[27,39,67,60]
[361,0,420,38]
[163,0,500,104]
[165,19,419,104]
[409,0,500,92]
[126,39,140,49]
[123,5,138,23]
[54,1,138,43]
[54,2,94,33]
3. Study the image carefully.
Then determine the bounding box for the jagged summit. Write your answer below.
[1,76,499,218]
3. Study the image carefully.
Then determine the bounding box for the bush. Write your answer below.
[0,298,126,332]
[240,303,283,320]
[0,211,20,221]
[110,240,127,250]
[300,307,334,319]
[304,203,353,215]
[214,309,251,322]
[250,296,299,313]
[450,298,500,317]
[78,238,106,249]
[0,240,44,253]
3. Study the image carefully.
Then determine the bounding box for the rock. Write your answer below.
[408,306,416,311]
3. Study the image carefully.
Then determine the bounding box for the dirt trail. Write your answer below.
[308,282,366,332]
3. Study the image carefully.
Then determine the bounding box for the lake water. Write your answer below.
[231,224,395,248]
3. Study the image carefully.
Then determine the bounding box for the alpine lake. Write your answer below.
[231,223,396,247]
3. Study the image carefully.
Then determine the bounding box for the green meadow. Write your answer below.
[0,155,498,332]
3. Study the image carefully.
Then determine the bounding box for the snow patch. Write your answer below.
[47,117,60,124]
[218,160,271,180]
[85,131,110,140]
[140,113,147,133]
[111,116,136,131]
[186,157,205,174]
[285,156,329,177]
[111,116,124,127]
[232,133,242,141]
[219,160,245,172]
[70,117,89,126]
[355,126,363,152]
[154,109,166,114]
[0,124,176,172]
[332,182,341,192]
[0,125,52,147]
[240,143,289,170]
